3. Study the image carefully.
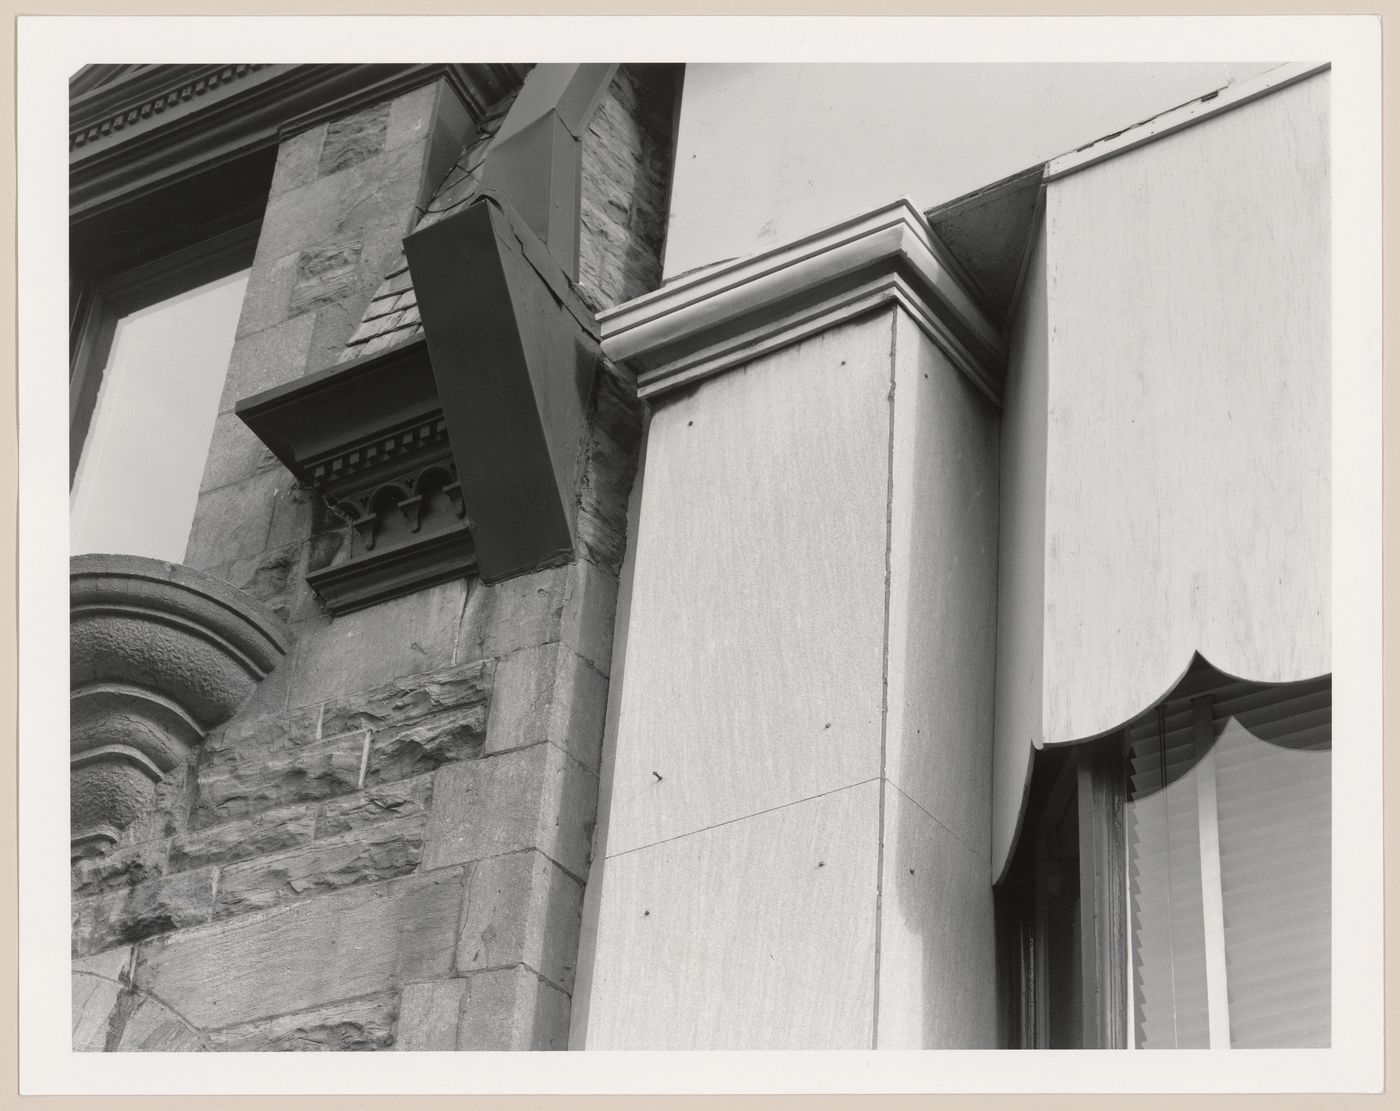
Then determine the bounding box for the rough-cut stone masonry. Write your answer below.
[577,65,677,314]
[73,69,652,1052]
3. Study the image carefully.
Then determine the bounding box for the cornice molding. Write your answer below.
[1044,61,1328,184]
[71,63,528,222]
[236,337,475,614]
[597,198,1007,404]
[70,63,269,152]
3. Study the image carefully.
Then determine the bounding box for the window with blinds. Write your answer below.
[1125,672,1331,1049]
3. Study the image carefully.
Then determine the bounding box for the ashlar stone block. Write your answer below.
[423,742,597,880]
[457,850,584,991]
[203,992,398,1051]
[134,867,466,1029]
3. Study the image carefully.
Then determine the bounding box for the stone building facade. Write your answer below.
[69,60,1339,1054]
[71,62,676,1051]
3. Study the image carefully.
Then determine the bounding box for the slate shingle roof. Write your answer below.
[335,87,519,364]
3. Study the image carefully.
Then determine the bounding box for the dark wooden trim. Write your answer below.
[237,336,482,614]
[404,194,600,583]
[1076,738,1129,1050]
[69,222,260,484]
[305,524,477,615]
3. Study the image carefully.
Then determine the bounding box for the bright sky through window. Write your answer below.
[70,268,250,563]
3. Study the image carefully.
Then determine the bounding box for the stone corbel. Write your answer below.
[70,555,292,857]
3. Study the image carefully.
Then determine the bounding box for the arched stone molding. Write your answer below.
[71,554,292,856]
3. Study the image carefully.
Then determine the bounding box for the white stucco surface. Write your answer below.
[663,63,1278,280]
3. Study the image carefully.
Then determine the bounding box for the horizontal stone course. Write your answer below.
[485,642,609,773]
[171,804,316,872]
[193,658,491,827]
[74,866,216,957]
[202,992,398,1051]
[316,774,434,840]
[215,813,425,917]
[454,966,573,1051]
[284,580,469,710]
[193,729,367,828]
[72,837,170,900]
[318,659,492,738]
[134,867,466,1029]
[457,850,583,991]
[423,742,598,881]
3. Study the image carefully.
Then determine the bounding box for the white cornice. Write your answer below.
[1045,61,1329,183]
[597,198,1007,403]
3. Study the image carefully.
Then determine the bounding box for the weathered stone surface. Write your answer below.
[218,311,317,411]
[192,730,366,827]
[254,140,420,268]
[457,559,620,675]
[134,867,465,1029]
[201,701,322,765]
[72,837,170,899]
[115,760,197,846]
[453,966,572,1051]
[319,100,390,177]
[386,83,440,152]
[316,773,434,840]
[199,409,281,493]
[290,241,364,315]
[203,993,398,1051]
[457,566,569,663]
[270,122,327,198]
[209,542,303,624]
[234,249,299,339]
[286,579,469,710]
[74,867,216,956]
[396,978,466,1051]
[423,743,598,880]
[267,479,340,551]
[72,946,136,1051]
[485,643,609,773]
[563,559,620,677]
[75,975,209,1052]
[170,804,316,872]
[574,366,643,575]
[105,992,208,1050]
[457,851,583,991]
[183,470,282,570]
[367,706,486,786]
[319,659,492,740]
[215,813,424,918]
[578,67,674,313]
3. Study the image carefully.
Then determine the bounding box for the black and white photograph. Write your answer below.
[16,12,1384,1100]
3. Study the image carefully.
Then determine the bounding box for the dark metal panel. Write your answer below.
[403,194,600,584]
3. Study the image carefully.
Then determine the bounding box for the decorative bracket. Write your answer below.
[70,555,291,856]
[236,336,477,613]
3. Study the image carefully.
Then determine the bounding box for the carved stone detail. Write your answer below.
[237,337,477,614]
[70,555,292,857]
[70,64,268,151]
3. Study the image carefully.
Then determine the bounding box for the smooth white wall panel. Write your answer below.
[664,63,1279,279]
[885,310,1000,858]
[991,222,1050,881]
[583,780,881,1049]
[603,312,894,856]
[878,784,999,1048]
[1039,71,1329,745]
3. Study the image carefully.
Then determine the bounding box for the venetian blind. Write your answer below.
[1126,674,1331,1049]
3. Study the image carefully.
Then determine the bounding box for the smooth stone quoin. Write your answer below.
[70,554,292,857]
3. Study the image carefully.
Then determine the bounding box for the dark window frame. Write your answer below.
[69,220,260,485]
[997,736,1128,1050]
